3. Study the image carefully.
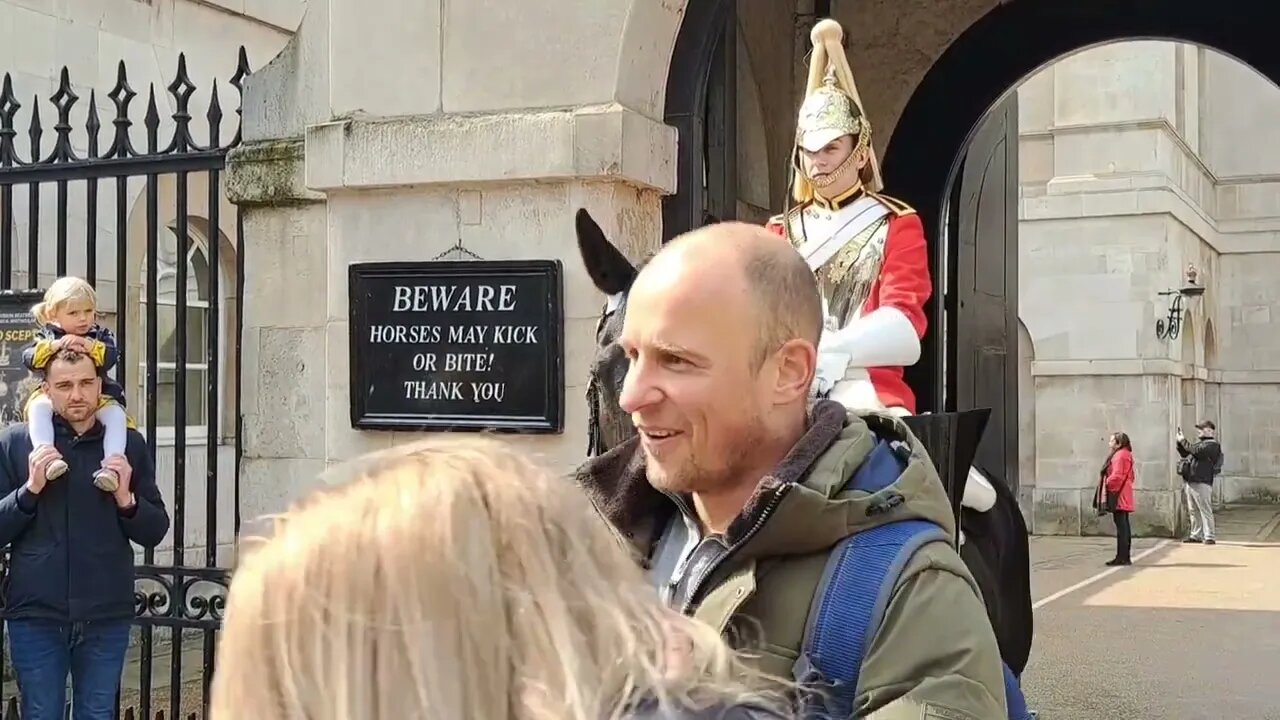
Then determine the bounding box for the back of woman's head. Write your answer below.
[211,436,787,720]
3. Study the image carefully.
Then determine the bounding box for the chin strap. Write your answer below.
[819,307,921,368]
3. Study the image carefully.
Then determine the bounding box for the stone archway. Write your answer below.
[885,0,1280,408]
[877,0,1280,533]
[658,0,734,240]
[655,0,1280,411]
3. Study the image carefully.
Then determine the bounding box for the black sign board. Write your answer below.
[0,290,43,427]
[348,260,565,433]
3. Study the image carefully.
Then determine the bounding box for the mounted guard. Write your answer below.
[765,18,1000,521]
[571,18,1035,689]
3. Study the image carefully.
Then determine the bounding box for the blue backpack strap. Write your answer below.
[1003,662,1032,720]
[793,438,1033,720]
[793,438,951,718]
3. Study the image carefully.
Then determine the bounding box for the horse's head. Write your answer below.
[576,208,639,456]
[576,208,722,457]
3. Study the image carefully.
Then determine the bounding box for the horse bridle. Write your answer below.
[584,303,610,458]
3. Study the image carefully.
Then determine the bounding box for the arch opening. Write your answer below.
[123,174,241,447]
[655,0,1280,509]
[886,0,1280,532]
[886,0,1280,408]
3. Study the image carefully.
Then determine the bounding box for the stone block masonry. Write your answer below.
[225,0,681,530]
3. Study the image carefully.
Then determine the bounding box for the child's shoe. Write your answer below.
[93,468,119,493]
[40,447,68,480]
[47,458,69,480]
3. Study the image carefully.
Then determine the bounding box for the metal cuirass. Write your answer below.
[785,199,891,330]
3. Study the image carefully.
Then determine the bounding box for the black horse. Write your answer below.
[574,207,1034,676]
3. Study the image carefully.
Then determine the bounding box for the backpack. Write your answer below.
[1177,455,1193,480]
[791,437,1032,720]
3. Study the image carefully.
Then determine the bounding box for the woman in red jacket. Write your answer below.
[1100,432,1136,565]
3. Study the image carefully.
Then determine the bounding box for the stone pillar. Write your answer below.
[226,0,679,528]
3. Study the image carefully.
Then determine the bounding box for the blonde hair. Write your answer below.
[211,436,792,720]
[32,276,97,326]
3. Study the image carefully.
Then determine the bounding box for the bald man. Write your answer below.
[577,223,1007,719]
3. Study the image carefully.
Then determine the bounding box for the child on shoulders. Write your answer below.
[22,276,132,492]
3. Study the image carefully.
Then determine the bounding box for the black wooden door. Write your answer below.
[952,93,1019,490]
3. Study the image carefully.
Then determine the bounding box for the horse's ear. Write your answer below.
[575,208,637,296]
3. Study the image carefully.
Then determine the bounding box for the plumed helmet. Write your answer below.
[792,19,882,196]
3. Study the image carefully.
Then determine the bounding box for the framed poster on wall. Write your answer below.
[0,290,44,428]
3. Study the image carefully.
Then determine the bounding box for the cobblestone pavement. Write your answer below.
[1023,505,1280,720]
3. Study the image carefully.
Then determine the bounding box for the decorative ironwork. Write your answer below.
[0,49,252,720]
[134,565,231,631]
[1155,263,1206,341]
[0,53,246,184]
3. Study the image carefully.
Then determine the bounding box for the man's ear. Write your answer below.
[771,339,817,404]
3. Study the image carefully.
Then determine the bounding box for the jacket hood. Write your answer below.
[575,400,957,563]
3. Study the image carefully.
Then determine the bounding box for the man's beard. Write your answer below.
[648,415,770,497]
[60,404,93,422]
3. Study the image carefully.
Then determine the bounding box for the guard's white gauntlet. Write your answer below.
[830,367,886,411]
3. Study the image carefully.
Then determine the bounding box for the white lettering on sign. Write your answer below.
[403,380,465,401]
[362,275,549,410]
[492,325,539,344]
[470,382,506,403]
[448,325,490,344]
[369,325,441,344]
[391,284,518,313]
[444,353,496,373]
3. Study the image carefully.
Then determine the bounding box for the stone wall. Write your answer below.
[228,0,678,535]
[1017,41,1280,535]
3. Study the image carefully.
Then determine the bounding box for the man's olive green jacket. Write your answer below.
[577,400,1008,719]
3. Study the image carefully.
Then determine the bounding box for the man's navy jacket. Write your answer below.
[0,419,170,622]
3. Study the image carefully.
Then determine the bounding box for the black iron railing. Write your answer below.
[0,48,250,720]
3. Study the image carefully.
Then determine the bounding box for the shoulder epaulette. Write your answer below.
[769,203,808,224]
[870,192,916,217]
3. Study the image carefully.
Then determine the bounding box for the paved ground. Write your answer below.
[1023,505,1280,720]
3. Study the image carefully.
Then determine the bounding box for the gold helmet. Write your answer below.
[791,19,882,201]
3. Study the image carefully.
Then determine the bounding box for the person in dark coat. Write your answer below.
[1177,420,1223,544]
[0,348,169,720]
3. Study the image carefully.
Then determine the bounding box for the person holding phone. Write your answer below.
[1176,421,1222,544]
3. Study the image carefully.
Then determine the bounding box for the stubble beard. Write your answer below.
[61,406,93,423]
[647,412,770,499]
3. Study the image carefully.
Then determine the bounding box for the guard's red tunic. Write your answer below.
[766,200,932,413]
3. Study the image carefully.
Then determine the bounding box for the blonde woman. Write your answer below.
[210,437,791,720]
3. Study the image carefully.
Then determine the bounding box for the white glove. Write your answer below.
[829,367,885,411]
[811,350,851,399]
[820,307,922,368]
